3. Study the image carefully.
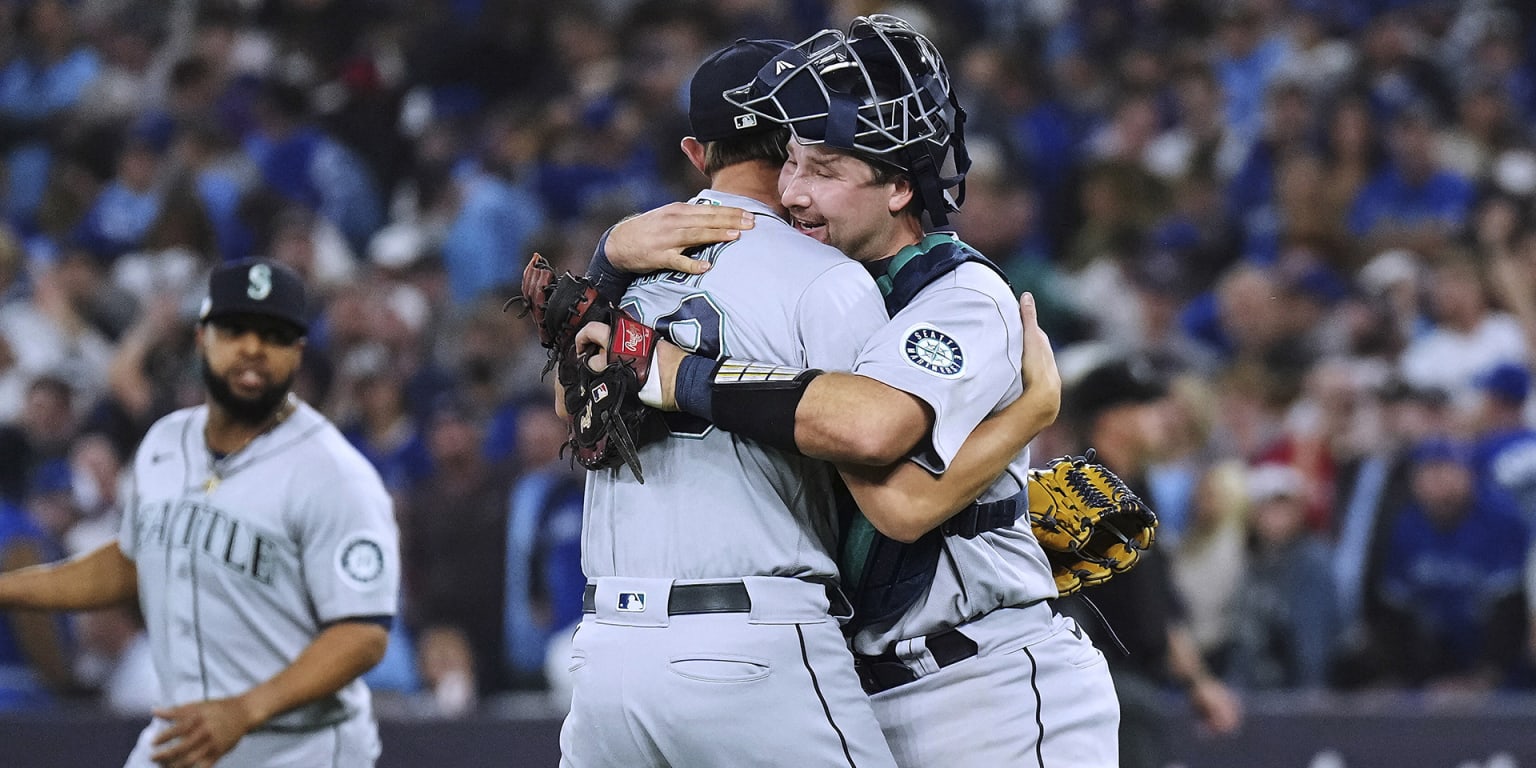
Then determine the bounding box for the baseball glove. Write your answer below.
[512,254,659,482]
[565,312,661,482]
[1026,450,1158,597]
[511,253,612,386]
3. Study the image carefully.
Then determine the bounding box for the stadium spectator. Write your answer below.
[402,396,514,699]
[1399,251,1526,414]
[1471,363,1536,522]
[1347,103,1475,257]
[1371,438,1530,690]
[1226,463,1340,690]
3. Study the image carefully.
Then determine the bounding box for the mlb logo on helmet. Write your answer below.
[617,592,646,612]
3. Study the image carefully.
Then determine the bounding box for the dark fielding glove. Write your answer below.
[512,253,612,385]
[1026,449,1159,597]
[511,254,661,481]
[567,311,661,483]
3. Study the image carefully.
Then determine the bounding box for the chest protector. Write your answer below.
[841,234,1017,633]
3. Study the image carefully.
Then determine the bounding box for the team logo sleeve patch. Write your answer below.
[901,323,965,378]
[335,536,386,590]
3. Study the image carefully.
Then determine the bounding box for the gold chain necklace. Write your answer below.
[204,395,297,494]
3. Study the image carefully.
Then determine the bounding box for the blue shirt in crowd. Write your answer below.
[1347,165,1474,238]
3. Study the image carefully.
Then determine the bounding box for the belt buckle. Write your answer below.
[855,657,917,695]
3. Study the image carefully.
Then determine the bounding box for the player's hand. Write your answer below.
[150,697,257,767]
[575,321,615,372]
[607,202,754,275]
[573,320,683,411]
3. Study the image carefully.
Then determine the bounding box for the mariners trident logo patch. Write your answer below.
[903,324,964,378]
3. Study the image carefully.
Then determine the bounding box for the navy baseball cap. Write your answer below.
[199,259,309,334]
[688,38,792,143]
[1478,363,1531,404]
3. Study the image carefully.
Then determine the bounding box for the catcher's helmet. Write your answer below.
[724,15,970,226]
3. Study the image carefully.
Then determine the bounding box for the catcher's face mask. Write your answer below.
[724,14,970,226]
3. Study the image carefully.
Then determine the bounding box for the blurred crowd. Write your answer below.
[1,0,1536,719]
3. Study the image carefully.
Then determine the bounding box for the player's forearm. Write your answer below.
[237,621,389,727]
[0,543,137,611]
[837,391,1055,542]
[794,373,931,464]
[667,354,930,464]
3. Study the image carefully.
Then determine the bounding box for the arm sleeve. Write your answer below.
[851,278,1019,473]
[296,454,401,624]
[794,261,889,371]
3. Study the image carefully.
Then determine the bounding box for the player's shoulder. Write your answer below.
[744,217,858,271]
[908,262,1016,314]
[279,402,389,493]
[136,405,203,458]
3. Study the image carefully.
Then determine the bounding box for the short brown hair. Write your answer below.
[703,127,790,176]
[865,157,923,218]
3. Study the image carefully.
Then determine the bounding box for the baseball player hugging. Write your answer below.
[566,16,1124,768]
[0,259,399,768]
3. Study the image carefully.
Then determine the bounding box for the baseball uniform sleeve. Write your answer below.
[796,260,888,371]
[852,272,1020,474]
[294,453,400,623]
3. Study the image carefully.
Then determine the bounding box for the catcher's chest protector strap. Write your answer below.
[840,514,943,635]
[876,233,1009,317]
[940,486,1027,538]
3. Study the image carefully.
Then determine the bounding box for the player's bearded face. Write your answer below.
[202,357,295,425]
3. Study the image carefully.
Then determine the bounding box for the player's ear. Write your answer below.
[680,137,708,178]
[887,174,914,216]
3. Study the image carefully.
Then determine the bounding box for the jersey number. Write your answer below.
[623,293,725,437]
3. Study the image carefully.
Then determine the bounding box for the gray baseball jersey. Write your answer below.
[583,190,888,579]
[118,398,398,766]
[561,191,898,768]
[850,255,1118,766]
[849,261,1060,655]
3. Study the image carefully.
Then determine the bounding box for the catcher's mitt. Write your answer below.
[1026,449,1158,597]
[511,254,659,481]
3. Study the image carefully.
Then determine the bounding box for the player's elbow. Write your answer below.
[343,623,390,673]
[837,417,925,466]
[361,629,389,670]
[870,516,929,544]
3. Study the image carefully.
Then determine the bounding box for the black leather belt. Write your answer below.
[853,628,979,695]
[582,578,852,617]
[581,582,752,615]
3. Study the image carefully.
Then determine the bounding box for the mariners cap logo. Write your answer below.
[247,264,273,300]
[903,324,964,378]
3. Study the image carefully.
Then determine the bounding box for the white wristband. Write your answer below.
[638,345,664,407]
